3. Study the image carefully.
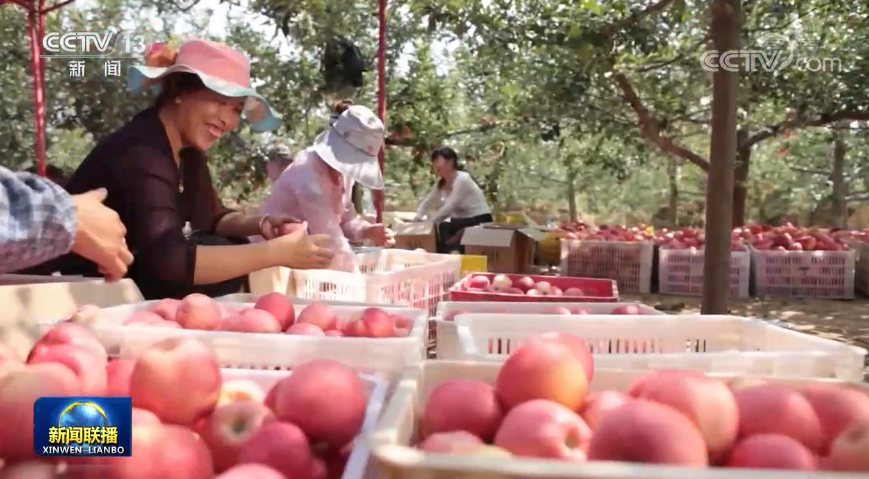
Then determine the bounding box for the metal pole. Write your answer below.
[374,0,387,223]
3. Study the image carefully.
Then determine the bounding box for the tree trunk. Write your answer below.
[732,129,750,227]
[667,158,679,227]
[567,172,578,223]
[830,126,848,228]
[484,145,508,207]
[701,0,740,315]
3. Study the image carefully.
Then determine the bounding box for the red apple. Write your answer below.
[199,400,275,472]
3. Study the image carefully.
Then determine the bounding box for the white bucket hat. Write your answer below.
[313,105,385,190]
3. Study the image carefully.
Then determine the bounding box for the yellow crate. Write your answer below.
[493,212,526,224]
[458,254,487,276]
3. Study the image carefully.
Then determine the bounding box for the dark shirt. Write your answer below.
[57,107,234,299]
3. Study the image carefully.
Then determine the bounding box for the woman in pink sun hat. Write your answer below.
[254,99,394,272]
[41,38,336,299]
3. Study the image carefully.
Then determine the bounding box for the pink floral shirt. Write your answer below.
[256,148,370,272]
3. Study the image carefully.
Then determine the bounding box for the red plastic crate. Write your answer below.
[448,272,619,302]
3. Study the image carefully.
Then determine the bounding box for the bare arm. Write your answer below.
[415,186,438,219]
[193,243,277,284]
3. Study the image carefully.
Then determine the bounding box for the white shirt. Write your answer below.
[415,171,491,222]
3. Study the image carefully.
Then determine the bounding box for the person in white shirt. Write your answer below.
[414,147,493,253]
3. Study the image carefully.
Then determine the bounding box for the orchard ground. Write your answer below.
[623,293,869,380]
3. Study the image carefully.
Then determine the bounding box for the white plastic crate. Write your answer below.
[292,250,461,316]
[43,302,428,384]
[559,239,654,293]
[369,361,869,479]
[453,313,866,380]
[214,368,385,479]
[750,247,856,299]
[658,248,750,299]
[432,301,665,360]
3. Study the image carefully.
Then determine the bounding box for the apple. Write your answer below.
[253,292,296,330]
[198,399,275,472]
[611,305,641,315]
[28,343,108,396]
[296,302,339,331]
[468,275,491,289]
[176,293,222,330]
[148,298,181,322]
[216,464,287,479]
[128,337,222,426]
[221,309,281,333]
[237,421,314,477]
[494,340,588,411]
[27,322,107,364]
[514,276,535,292]
[218,379,266,406]
[0,364,82,460]
[491,274,513,290]
[272,360,367,447]
[286,323,326,336]
[494,399,591,460]
[421,379,504,442]
[354,307,396,338]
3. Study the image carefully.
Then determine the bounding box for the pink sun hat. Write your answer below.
[127,38,281,133]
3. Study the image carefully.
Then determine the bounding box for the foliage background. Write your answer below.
[1,0,867,226]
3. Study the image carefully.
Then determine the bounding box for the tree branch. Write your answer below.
[740,111,869,150]
[634,34,712,73]
[41,0,75,14]
[791,167,831,176]
[385,122,504,147]
[1,0,29,8]
[612,72,710,171]
[529,171,567,185]
[847,193,869,202]
[604,0,678,34]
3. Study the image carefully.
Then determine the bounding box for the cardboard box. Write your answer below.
[0,279,143,358]
[392,221,437,252]
[460,223,546,273]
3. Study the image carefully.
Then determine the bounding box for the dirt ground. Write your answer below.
[621,293,869,380]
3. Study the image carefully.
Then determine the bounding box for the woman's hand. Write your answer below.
[362,223,394,246]
[266,227,335,269]
[258,214,304,240]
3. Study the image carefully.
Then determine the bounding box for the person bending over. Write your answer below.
[257,100,392,271]
[415,147,492,253]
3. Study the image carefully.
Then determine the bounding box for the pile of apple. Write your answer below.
[443,303,642,320]
[463,274,592,298]
[416,331,869,471]
[554,224,654,242]
[81,293,413,338]
[654,228,746,252]
[0,322,371,478]
[736,223,851,252]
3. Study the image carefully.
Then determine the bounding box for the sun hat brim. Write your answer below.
[312,128,384,190]
[127,64,282,133]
